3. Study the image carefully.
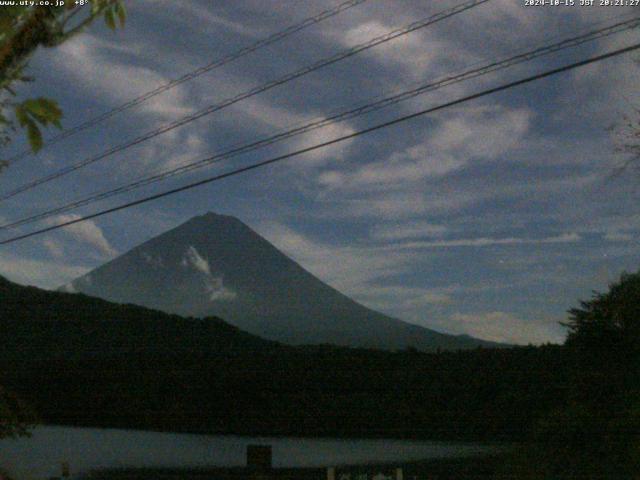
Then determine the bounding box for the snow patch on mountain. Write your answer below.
[181,246,211,275]
[141,251,165,268]
[204,277,237,302]
[181,246,236,302]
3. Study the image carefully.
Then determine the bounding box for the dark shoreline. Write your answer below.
[82,455,512,480]
[31,421,516,446]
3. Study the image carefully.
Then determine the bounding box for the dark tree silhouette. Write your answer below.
[532,270,640,478]
[612,102,640,177]
[563,270,640,353]
[0,385,35,439]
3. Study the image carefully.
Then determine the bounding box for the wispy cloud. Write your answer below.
[388,233,581,250]
[349,284,456,313]
[42,238,65,258]
[57,35,195,119]
[370,221,448,241]
[0,251,88,290]
[337,20,453,80]
[316,105,531,193]
[256,221,415,293]
[46,215,117,259]
[447,311,565,345]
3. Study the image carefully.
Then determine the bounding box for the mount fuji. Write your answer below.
[62,213,500,351]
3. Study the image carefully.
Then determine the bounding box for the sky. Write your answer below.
[1,0,639,345]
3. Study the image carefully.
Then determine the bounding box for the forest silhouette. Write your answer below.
[1,271,639,477]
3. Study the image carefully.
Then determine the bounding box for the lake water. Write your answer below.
[0,426,494,479]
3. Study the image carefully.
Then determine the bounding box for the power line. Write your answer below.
[2,15,638,231]
[3,0,370,165]
[2,41,638,246]
[0,0,490,202]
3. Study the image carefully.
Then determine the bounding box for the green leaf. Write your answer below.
[0,5,29,22]
[90,0,103,16]
[14,105,28,128]
[20,98,63,128]
[117,1,126,27]
[13,98,62,153]
[0,17,14,35]
[24,118,43,152]
[104,9,116,30]
[28,98,61,120]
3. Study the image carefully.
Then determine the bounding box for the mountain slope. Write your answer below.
[62,213,501,351]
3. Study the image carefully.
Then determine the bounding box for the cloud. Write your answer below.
[317,105,531,193]
[53,35,193,117]
[57,35,194,119]
[48,33,208,176]
[290,121,357,166]
[318,148,463,191]
[371,221,448,241]
[232,95,357,167]
[256,221,415,293]
[566,212,640,243]
[431,106,531,158]
[0,251,88,290]
[571,26,640,121]
[337,20,452,79]
[42,238,65,258]
[47,215,117,258]
[316,190,479,220]
[159,2,263,38]
[125,123,210,175]
[604,232,633,242]
[389,233,581,250]
[447,311,565,345]
[351,284,455,312]
[464,0,547,37]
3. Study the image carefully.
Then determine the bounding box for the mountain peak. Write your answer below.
[199,211,237,222]
[175,212,253,237]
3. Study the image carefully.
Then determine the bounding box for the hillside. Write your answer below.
[0,274,278,359]
[0,275,568,440]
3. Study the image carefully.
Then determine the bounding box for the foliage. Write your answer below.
[511,271,640,478]
[0,0,126,166]
[612,104,640,177]
[563,270,640,353]
[0,385,36,439]
[13,97,62,151]
[517,401,639,478]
